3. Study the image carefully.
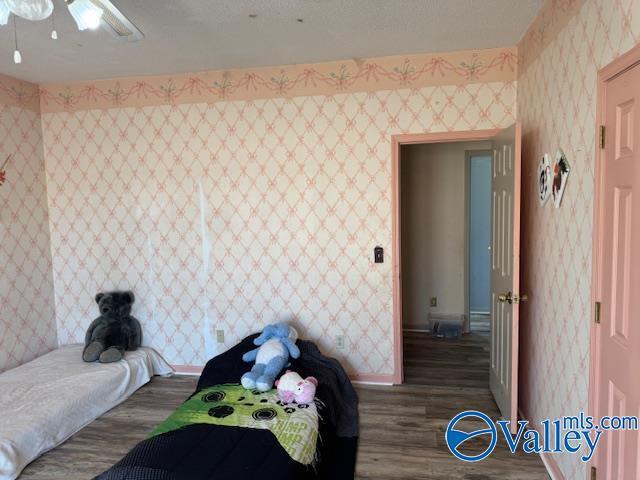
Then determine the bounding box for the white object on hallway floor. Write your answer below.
[0,344,172,480]
[427,313,466,339]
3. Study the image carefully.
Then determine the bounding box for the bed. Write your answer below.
[95,335,359,480]
[0,345,172,480]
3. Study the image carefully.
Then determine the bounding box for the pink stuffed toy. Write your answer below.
[275,370,318,404]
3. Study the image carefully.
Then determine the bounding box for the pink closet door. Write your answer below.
[593,57,640,479]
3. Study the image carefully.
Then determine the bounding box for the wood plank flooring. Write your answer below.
[22,325,549,479]
[20,375,199,480]
[403,315,491,388]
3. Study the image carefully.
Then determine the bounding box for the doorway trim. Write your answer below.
[391,128,501,384]
[589,42,640,472]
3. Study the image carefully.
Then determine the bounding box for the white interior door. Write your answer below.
[490,123,522,432]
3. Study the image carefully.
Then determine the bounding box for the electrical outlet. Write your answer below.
[430,297,437,307]
[216,329,225,343]
[335,335,346,350]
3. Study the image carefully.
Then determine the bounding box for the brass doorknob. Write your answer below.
[498,292,528,304]
[498,292,513,304]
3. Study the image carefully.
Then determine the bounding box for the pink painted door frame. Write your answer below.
[589,42,640,480]
[391,129,501,384]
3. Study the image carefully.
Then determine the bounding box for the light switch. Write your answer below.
[216,329,225,343]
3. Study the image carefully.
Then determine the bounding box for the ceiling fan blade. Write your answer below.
[89,0,143,41]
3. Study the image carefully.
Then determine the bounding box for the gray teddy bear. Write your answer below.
[82,290,143,363]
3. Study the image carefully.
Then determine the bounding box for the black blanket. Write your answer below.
[95,335,359,480]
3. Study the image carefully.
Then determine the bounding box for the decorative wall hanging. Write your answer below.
[0,154,11,186]
[552,149,570,208]
[537,153,552,205]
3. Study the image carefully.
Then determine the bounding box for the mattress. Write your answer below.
[0,345,173,480]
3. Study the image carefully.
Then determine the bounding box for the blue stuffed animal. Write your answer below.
[241,322,300,392]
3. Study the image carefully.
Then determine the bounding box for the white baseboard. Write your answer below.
[169,371,201,377]
[351,380,394,386]
[518,408,565,480]
[540,451,565,480]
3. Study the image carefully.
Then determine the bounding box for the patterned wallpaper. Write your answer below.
[0,100,57,373]
[41,79,516,377]
[517,0,639,478]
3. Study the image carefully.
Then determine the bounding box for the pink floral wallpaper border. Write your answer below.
[0,73,40,113]
[39,47,516,113]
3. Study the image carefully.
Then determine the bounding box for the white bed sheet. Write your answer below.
[0,345,173,480]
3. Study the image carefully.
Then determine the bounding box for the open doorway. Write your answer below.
[391,125,522,429]
[399,141,492,388]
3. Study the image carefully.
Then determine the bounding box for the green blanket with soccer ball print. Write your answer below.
[149,383,319,465]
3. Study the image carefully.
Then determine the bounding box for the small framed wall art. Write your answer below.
[537,153,552,205]
[552,148,570,208]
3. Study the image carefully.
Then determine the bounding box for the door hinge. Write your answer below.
[599,125,606,149]
[595,302,602,324]
[591,466,597,480]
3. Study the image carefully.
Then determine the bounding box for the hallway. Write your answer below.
[403,315,490,388]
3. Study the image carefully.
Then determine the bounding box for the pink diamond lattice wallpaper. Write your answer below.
[0,76,57,373]
[40,48,517,377]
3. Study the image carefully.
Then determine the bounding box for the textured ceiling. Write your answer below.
[0,0,543,85]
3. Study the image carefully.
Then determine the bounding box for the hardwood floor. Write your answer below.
[356,384,549,479]
[22,327,549,479]
[20,375,199,480]
[403,315,490,388]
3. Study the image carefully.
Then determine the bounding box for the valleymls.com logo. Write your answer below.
[446,411,497,462]
[446,410,639,462]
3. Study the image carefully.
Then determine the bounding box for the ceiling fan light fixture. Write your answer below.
[0,0,10,25]
[6,0,52,21]
[50,9,57,39]
[12,14,20,64]
[66,0,102,30]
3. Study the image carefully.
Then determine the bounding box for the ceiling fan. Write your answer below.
[0,0,143,63]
